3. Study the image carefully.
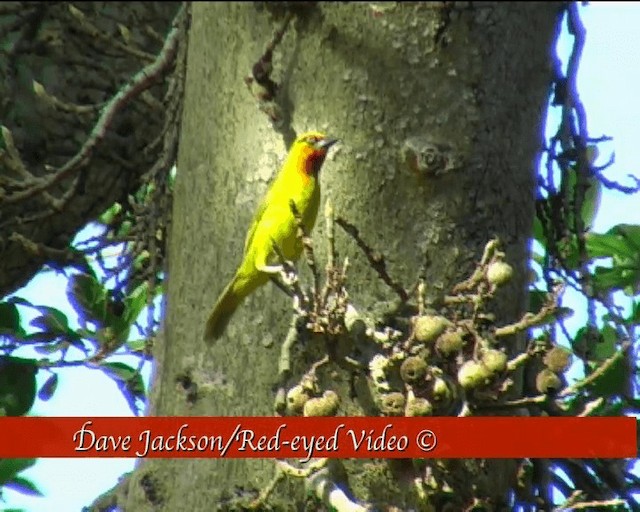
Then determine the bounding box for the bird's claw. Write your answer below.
[280,262,297,287]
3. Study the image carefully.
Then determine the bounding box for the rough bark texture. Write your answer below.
[0,2,180,297]
[127,3,562,510]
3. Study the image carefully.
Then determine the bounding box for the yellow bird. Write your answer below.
[204,131,338,343]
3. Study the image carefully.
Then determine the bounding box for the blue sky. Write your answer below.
[3,4,639,511]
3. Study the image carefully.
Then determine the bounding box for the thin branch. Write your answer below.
[559,341,630,397]
[32,80,103,115]
[278,313,307,381]
[276,458,328,478]
[8,232,85,268]
[65,4,156,63]
[249,469,285,510]
[335,216,408,302]
[452,238,500,293]
[476,394,548,411]
[3,4,185,205]
[494,286,563,337]
[556,498,628,511]
[289,200,320,309]
[577,397,604,417]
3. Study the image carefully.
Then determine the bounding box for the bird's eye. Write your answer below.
[306,136,319,144]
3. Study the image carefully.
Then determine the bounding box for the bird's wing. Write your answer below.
[243,190,271,254]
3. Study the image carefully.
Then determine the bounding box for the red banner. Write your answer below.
[0,417,635,459]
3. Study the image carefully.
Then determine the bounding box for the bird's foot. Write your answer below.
[279,262,298,287]
[259,263,284,274]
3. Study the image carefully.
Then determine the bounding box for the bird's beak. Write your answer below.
[318,137,339,150]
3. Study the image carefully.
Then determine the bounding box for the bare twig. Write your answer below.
[494,286,563,337]
[32,80,103,115]
[477,394,548,411]
[481,342,630,414]
[556,498,627,511]
[276,458,328,478]
[278,313,307,381]
[452,239,500,293]
[577,397,604,417]
[506,352,531,372]
[335,216,408,302]
[249,469,285,510]
[559,341,630,397]
[9,232,85,267]
[244,11,293,124]
[325,199,336,270]
[289,200,320,311]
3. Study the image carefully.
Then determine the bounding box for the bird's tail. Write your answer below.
[203,277,243,344]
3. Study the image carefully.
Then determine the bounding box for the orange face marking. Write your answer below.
[295,142,326,178]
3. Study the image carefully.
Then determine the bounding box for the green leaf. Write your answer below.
[37,373,58,402]
[533,146,601,251]
[99,362,146,415]
[528,290,548,314]
[591,266,626,292]
[610,224,640,251]
[134,182,154,204]
[586,230,639,261]
[98,202,123,226]
[592,264,640,295]
[66,273,108,326]
[586,355,628,398]
[124,283,149,326]
[562,146,601,230]
[531,249,546,266]
[0,357,38,416]
[0,459,36,485]
[578,174,601,231]
[30,306,84,349]
[126,339,147,352]
[127,375,146,400]
[99,362,138,382]
[133,250,150,271]
[30,306,70,334]
[532,215,546,245]
[7,297,33,307]
[630,301,640,325]
[5,476,43,497]
[0,302,21,336]
[557,237,581,270]
[116,220,133,238]
[555,307,574,320]
[98,286,149,350]
[93,327,125,353]
[592,324,617,362]
[572,324,619,366]
[571,326,598,362]
[33,340,69,354]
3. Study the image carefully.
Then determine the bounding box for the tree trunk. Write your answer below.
[126,3,562,510]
